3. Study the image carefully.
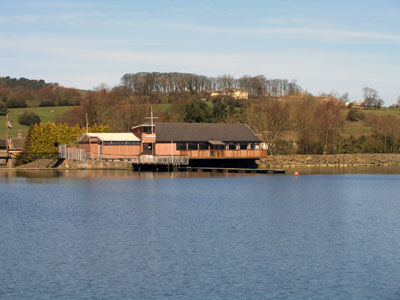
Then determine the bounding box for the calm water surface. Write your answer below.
[1,170,400,299]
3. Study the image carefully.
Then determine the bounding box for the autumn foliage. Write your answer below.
[15,123,109,165]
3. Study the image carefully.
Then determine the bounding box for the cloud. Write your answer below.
[262,17,313,25]
[176,24,400,42]
[1,34,399,104]
[0,15,38,22]
[0,37,167,49]
[58,11,111,21]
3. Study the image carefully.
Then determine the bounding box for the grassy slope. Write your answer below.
[343,107,400,136]
[1,104,399,140]
[0,106,75,138]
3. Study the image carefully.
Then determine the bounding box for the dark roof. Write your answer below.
[155,123,260,143]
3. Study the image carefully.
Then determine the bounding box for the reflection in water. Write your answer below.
[0,169,255,181]
[1,165,400,180]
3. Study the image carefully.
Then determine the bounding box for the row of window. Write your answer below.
[78,141,258,149]
[79,141,140,145]
[103,141,140,145]
[176,143,259,151]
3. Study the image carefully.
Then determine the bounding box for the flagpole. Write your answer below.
[5,112,9,157]
[145,106,158,157]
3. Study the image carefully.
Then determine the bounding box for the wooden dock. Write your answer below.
[132,164,285,174]
[0,151,11,168]
[178,167,285,174]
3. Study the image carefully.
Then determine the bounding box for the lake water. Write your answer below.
[1,169,400,299]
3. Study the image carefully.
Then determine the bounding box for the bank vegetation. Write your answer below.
[2,74,400,156]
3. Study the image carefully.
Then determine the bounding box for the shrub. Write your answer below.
[15,122,109,166]
[347,108,365,122]
[18,111,41,126]
[6,98,27,108]
[0,102,7,116]
[39,99,56,107]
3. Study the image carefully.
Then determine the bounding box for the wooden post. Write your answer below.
[5,112,9,158]
[85,113,89,133]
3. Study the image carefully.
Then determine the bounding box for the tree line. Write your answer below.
[121,72,302,97]
[0,77,82,109]
[0,76,55,90]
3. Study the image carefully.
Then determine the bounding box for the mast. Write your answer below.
[151,107,154,156]
[85,113,89,134]
[145,106,158,156]
[5,112,9,157]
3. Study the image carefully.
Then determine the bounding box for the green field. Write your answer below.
[342,107,400,136]
[0,106,75,138]
[363,107,400,117]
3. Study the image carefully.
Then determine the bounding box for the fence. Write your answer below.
[58,145,86,162]
[138,155,189,165]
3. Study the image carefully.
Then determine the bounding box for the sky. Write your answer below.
[1,0,399,104]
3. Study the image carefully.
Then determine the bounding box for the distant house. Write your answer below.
[350,101,364,107]
[211,89,248,100]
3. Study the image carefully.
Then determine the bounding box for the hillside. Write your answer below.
[0,106,74,138]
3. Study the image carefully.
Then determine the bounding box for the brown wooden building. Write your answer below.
[132,123,266,166]
[71,123,265,167]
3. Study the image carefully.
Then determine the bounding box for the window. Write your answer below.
[143,143,153,151]
[199,143,209,150]
[110,141,129,145]
[215,145,225,150]
[103,141,111,145]
[251,143,260,150]
[176,143,186,150]
[127,141,140,145]
[188,143,198,150]
[228,143,236,150]
[143,126,153,133]
[240,143,248,150]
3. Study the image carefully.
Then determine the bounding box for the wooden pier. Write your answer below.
[132,163,285,174]
[178,167,285,174]
[0,150,10,167]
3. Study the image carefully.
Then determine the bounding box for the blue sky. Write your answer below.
[1,0,399,104]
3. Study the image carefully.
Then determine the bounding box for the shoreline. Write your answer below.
[259,154,400,169]
[1,154,400,170]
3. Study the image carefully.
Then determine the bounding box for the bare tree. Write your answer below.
[217,74,236,90]
[293,95,319,154]
[314,100,345,154]
[340,92,349,103]
[363,87,384,108]
[238,75,251,91]
[120,72,303,98]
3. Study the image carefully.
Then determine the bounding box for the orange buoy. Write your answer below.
[295,171,299,177]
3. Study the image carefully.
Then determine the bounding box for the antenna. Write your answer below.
[85,113,89,133]
[145,106,158,156]
[5,112,11,157]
